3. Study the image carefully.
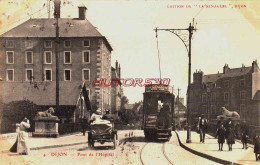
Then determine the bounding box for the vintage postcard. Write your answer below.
[0,0,260,164]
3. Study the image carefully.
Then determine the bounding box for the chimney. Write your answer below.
[78,5,87,20]
[119,64,121,78]
[252,60,259,72]
[54,0,61,18]
[115,60,118,71]
[223,64,229,74]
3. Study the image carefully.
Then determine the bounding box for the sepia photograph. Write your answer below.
[0,0,260,164]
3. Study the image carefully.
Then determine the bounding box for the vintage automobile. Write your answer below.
[88,115,118,149]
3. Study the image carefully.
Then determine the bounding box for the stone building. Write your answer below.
[174,97,186,127]
[111,61,122,114]
[189,60,260,128]
[0,5,113,113]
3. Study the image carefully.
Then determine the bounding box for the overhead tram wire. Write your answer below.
[155,28,162,81]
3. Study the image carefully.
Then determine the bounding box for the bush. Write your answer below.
[1,100,39,133]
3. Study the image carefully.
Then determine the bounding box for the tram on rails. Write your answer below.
[142,84,175,141]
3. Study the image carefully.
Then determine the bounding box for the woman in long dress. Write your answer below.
[17,117,31,155]
[225,119,235,151]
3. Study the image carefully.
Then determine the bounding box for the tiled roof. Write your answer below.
[203,73,223,83]
[222,67,252,78]
[203,67,252,83]
[0,18,112,50]
[176,99,186,111]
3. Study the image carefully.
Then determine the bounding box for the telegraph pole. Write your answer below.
[54,0,61,112]
[155,20,197,143]
[177,88,180,126]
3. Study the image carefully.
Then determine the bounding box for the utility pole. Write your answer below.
[155,19,197,143]
[177,88,180,127]
[54,0,61,112]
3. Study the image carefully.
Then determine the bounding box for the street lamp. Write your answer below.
[206,85,211,121]
[155,20,197,143]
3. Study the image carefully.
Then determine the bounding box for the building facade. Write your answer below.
[0,6,113,111]
[189,60,260,128]
[111,61,122,114]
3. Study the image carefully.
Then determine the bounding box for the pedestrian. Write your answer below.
[241,121,249,149]
[10,117,31,155]
[216,124,225,151]
[158,103,170,129]
[199,115,207,143]
[196,117,201,134]
[216,117,224,130]
[81,116,88,136]
[225,118,235,151]
[254,131,260,161]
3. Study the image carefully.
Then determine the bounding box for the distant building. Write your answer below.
[174,97,187,126]
[189,60,260,129]
[125,104,134,111]
[0,5,113,113]
[111,61,122,114]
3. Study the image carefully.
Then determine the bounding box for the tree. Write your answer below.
[90,94,99,113]
[120,96,129,110]
[1,100,39,133]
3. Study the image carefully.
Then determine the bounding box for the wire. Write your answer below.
[194,7,204,19]
[155,28,162,81]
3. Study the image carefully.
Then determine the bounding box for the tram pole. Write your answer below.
[54,0,61,112]
[155,20,197,143]
[186,23,192,143]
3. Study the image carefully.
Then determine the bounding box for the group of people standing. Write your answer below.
[216,118,237,151]
[198,116,260,161]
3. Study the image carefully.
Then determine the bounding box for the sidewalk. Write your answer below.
[0,130,134,152]
[0,132,87,152]
[176,130,258,165]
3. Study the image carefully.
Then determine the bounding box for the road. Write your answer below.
[18,130,220,165]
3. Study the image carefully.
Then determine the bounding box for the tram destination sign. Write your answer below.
[145,85,171,93]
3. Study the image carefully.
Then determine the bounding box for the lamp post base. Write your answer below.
[186,139,192,143]
[186,125,192,143]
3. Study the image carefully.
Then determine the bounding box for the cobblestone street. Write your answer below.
[1,130,220,165]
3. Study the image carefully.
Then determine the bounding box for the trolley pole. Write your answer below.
[155,20,197,143]
[54,0,61,112]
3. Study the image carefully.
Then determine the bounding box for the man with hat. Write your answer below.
[199,114,208,143]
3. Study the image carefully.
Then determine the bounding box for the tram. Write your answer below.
[142,84,175,140]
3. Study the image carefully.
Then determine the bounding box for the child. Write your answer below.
[216,124,225,151]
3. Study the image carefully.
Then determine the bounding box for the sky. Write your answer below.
[1,0,260,104]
